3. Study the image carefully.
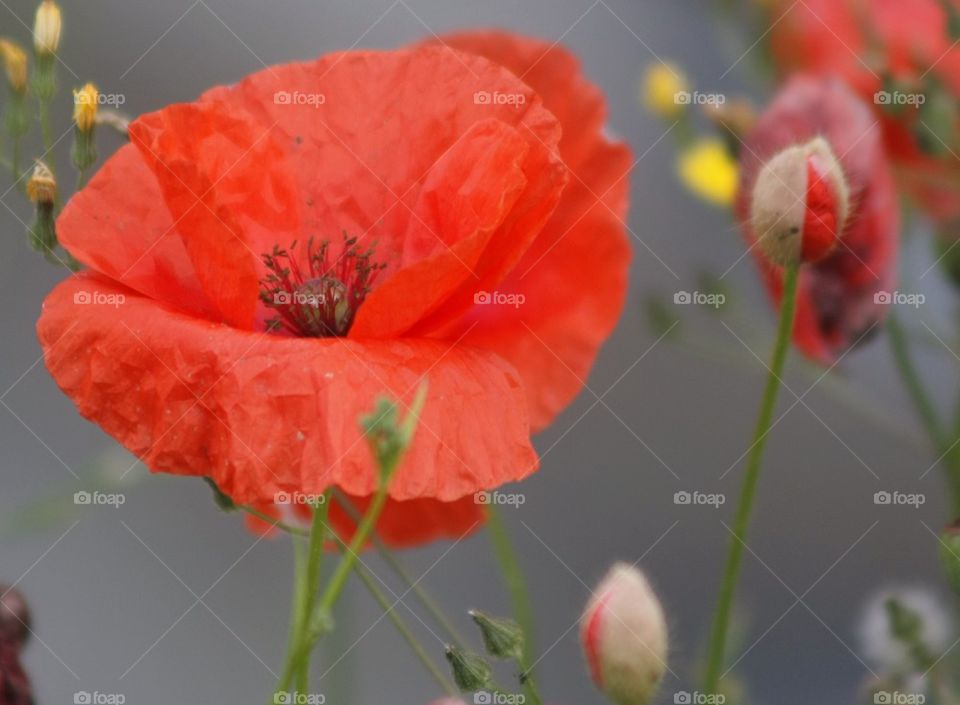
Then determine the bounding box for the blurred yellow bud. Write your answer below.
[677,138,739,207]
[642,62,687,119]
[33,0,62,56]
[73,82,98,132]
[0,39,27,92]
[26,160,56,204]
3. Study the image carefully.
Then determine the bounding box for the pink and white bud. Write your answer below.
[580,563,668,705]
[750,136,850,266]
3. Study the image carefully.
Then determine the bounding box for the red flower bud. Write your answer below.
[750,136,850,266]
[580,564,668,705]
[736,75,900,363]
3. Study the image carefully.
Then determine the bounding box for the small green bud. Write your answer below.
[445,645,494,693]
[939,520,960,595]
[469,610,524,661]
[360,384,427,480]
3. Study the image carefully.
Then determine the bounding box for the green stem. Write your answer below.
[888,312,960,515]
[241,505,308,537]
[485,504,542,705]
[38,98,55,180]
[274,537,309,703]
[271,498,334,702]
[341,543,458,696]
[296,497,331,693]
[274,481,395,697]
[312,484,390,630]
[332,489,467,647]
[703,262,800,695]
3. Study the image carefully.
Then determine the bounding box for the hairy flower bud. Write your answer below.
[749,136,850,266]
[469,609,524,661]
[445,645,494,693]
[26,161,55,204]
[33,0,62,56]
[580,563,668,705]
[0,39,27,93]
[26,160,57,254]
[73,82,98,132]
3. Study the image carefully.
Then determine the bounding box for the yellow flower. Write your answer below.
[33,0,62,56]
[26,160,57,203]
[0,39,27,92]
[677,138,739,207]
[642,62,687,119]
[73,82,98,132]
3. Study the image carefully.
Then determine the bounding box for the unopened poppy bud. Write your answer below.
[72,82,97,133]
[939,521,960,595]
[444,645,494,693]
[580,563,668,705]
[750,136,850,266]
[469,610,524,661]
[0,586,31,647]
[642,62,687,120]
[33,0,62,56]
[0,39,27,93]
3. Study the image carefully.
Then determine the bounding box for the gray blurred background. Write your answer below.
[1,1,957,703]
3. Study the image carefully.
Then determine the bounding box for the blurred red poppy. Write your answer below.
[37,33,631,546]
[766,0,960,221]
[736,75,899,362]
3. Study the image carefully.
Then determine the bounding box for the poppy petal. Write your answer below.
[243,494,483,548]
[129,102,304,329]
[37,275,538,506]
[56,144,217,320]
[434,31,633,429]
[199,47,565,337]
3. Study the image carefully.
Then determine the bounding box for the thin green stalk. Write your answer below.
[296,497,331,693]
[340,542,458,696]
[275,537,309,702]
[703,262,800,695]
[275,469,401,695]
[270,387,426,702]
[486,504,542,705]
[38,99,53,171]
[332,488,467,647]
[75,168,90,192]
[888,311,960,515]
[241,505,307,536]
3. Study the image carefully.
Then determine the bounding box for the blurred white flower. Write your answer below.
[858,585,952,672]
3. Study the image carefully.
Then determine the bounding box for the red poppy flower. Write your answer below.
[36,32,632,546]
[736,75,899,362]
[765,0,960,221]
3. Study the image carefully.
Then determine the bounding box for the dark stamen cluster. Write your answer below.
[259,234,386,338]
